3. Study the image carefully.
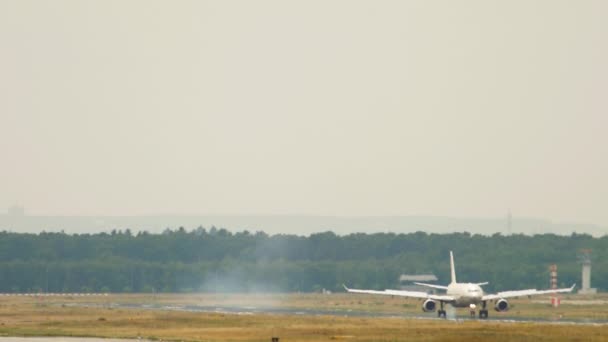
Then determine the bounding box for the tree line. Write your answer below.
[0,228,605,293]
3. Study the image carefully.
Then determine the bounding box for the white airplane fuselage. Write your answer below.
[446,283,484,307]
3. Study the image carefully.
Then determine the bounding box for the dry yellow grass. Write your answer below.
[0,294,605,341]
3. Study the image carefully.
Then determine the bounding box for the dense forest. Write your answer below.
[0,228,605,293]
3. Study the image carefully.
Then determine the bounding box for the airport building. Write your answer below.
[578,249,597,295]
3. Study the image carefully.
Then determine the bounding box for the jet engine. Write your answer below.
[494,298,509,312]
[422,299,437,312]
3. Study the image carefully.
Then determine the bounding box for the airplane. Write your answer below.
[344,251,575,318]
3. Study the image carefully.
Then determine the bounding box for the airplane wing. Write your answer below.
[482,284,576,301]
[413,282,449,290]
[343,284,455,302]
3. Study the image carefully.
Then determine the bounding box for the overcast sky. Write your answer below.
[1,1,606,225]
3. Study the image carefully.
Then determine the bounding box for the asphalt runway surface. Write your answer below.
[65,302,608,326]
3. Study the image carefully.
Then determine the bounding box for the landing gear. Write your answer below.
[437,301,447,318]
[479,301,488,319]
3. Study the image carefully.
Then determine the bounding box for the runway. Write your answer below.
[64,302,608,326]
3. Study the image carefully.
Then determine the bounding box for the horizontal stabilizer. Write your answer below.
[413,282,448,290]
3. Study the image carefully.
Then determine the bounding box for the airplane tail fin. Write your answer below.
[450,251,456,284]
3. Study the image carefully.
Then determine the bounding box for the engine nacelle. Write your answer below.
[494,298,509,312]
[422,299,437,312]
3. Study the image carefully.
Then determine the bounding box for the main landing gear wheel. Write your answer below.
[437,301,446,318]
[479,301,489,319]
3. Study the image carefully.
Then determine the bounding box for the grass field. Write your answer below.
[0,293,606,341]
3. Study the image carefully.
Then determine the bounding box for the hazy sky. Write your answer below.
[1,1,607,225]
